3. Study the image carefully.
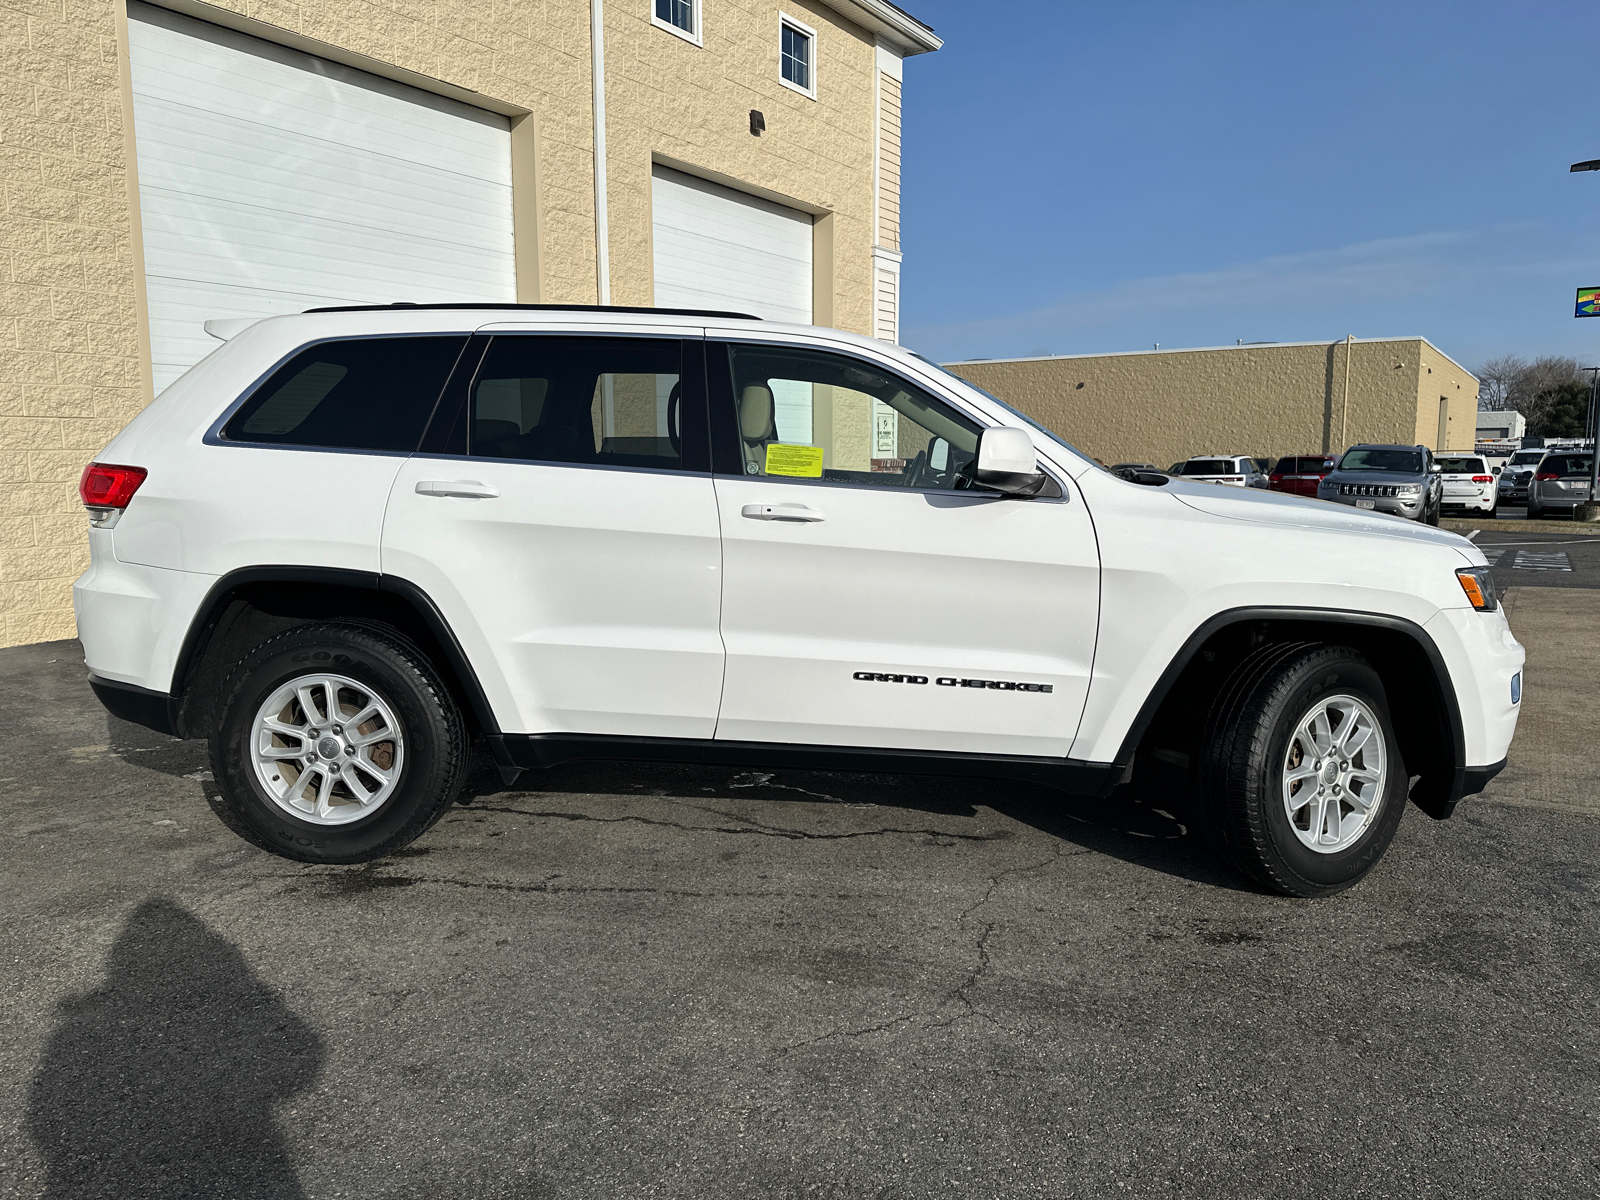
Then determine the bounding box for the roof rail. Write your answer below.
[301,301,762,320]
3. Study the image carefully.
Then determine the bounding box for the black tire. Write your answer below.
[1195,643,1407,898]
[208,622,468,863]
[1487,503,1498,520]
[1423,495,1440,525]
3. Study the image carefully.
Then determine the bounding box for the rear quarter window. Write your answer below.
[223,336,468,452]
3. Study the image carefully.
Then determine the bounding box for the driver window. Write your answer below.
[468,336,690,470]
[721,343,981,490]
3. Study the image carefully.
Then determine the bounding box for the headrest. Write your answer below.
[739,385,775,442]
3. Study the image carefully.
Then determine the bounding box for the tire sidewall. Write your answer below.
[213,629,459,862]
[1254,658,1406,891]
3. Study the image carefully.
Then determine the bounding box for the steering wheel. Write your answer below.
[666,381,682,457]
[904,449,937,489]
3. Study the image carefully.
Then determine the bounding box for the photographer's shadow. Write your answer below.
[26,898,323,1199]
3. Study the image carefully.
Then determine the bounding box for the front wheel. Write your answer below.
[208,622,469,863]
[1196,644,1408,897]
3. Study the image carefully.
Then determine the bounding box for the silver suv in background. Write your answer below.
[1528,451,1595,519]
[1317,444,1442,524]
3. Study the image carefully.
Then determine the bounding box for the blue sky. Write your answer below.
[898,1,1600,373]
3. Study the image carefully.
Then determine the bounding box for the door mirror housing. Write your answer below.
[975,427,1048,497]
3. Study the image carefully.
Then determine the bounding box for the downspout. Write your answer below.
[1339,334,1354,450]
[589,0,611,305]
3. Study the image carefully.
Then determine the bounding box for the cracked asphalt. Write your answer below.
[3,630,1599,1200]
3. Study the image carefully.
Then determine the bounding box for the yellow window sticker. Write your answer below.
[764,443,825,478]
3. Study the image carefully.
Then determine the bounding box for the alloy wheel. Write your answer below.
[250,672,405,825]
[1280,693,1386,853]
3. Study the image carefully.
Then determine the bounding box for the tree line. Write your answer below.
[1477,355,1597,437]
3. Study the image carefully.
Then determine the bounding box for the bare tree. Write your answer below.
[1476,354,1527,410]
[1513,356,1586,430]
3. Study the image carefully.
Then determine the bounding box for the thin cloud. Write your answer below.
[909,226,1600,361]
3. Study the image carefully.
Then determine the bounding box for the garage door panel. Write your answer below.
[652,166,812,325]
[131,104,515,235]
[129,2,515,393]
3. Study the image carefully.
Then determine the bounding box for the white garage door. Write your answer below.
[651,166,813,325]
[128,3,516,393]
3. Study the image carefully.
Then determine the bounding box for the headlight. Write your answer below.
[1456,566,1498,612]
[1396,484,1421,496]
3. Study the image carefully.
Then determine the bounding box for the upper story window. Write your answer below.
[653,0,701,46]
[779,14,816,98]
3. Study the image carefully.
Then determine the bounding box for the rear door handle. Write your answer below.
[415,480,500,499]
[741,502,825,523]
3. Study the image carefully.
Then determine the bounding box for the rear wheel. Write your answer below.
[208,622,468,863]
[1196,644,1407,897]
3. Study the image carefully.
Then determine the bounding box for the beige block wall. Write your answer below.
[603,0,877,334]
[1,0,886,647]
[1414,339,1477,453]
[949,338,1479,468]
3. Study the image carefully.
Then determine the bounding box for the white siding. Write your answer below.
[874,263,899,344]
[128,3,515,392]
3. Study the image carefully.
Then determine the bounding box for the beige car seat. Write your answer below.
[739,383,777,474]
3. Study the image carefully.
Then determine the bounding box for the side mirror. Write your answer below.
[1493,466,1502,475]
[975,427,1048,497]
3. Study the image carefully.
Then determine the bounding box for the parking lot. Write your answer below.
[3,588,1599,1200]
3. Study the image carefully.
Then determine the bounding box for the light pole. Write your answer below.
[1572,160,1600,517]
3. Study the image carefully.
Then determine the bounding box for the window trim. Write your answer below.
[650,0,702,47]
[204,333,473,456]
[704,336,1069,502]
[778,12,817,100]
[425,331,713,475]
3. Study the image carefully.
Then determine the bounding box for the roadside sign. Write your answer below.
[1578,287,1600,317]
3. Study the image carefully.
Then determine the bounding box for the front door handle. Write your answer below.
[741,502,825,523]
[415,480,500,499]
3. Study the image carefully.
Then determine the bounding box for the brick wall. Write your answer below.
[948,339,1480,468]
[1,0,139,645]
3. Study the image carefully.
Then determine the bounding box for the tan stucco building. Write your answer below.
[947,338,1479,469]
[0,0,938,647]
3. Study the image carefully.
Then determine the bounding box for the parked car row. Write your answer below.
[1115,444,1595,523]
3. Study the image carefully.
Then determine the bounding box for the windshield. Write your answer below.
[1339,448,1423,474]
[1435,457,1486,474]
[908,353,1092,463]
[1509,451,1545,466]
[1182,459,1236,476]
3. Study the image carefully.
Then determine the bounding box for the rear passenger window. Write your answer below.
[224,337,466,452]
[467,336,693,471]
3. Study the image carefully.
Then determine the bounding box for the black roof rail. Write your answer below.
[301,301,761,320]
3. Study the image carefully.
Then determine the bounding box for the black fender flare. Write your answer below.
[1114,605,1472,819]
[167,565,501,739]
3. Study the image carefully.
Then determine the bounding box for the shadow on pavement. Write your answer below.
[25,898,323,1200]
[104,712,208,779]
[459,749,1255,893]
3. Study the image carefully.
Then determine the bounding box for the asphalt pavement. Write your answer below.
[2,621,1598,1200]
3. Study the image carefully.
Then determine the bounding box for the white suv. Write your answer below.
[74,305,1524,897]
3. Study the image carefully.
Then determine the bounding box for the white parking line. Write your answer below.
[1511,551,1573,572]
[1465,529,1480,541]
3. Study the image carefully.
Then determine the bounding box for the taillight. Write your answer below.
[79,462,146,527]
[1535,472,1560,481]
[1471,475,1493,483]
[1269,474,1283,483]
